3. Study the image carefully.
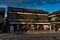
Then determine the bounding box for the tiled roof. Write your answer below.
[49,10,60,15]
[8,7,48,14]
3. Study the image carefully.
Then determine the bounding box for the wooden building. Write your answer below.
[7,7,51,32]
[49,10,60,32]
[0,8,5,33]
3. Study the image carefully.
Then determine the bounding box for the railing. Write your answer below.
[17,12,48,15]
[8,19,49,22]
[51,19,60,22]
[9,22,50,24]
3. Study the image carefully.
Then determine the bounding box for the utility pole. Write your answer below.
[2,7,7,33]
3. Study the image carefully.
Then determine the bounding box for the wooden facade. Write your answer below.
[49,10,60,32]
[1,7,60,33]
[6,7,51,32]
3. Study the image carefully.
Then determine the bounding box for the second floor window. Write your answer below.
[51,17,57,21]
[17,14,25,19]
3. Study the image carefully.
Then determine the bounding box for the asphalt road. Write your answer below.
[0,33,60,40]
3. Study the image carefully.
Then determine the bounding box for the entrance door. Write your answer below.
[10,25,14,32]
[39,25,43,30]
[43,25,49,31]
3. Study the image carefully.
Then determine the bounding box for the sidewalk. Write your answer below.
[26,30,60,34]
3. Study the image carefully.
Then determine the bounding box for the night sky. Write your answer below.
[0,0,60,12]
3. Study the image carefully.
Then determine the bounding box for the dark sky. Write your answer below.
[0,0,60,12]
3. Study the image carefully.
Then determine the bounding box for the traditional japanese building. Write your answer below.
[7,7,51,32]
[0,8,5,33]
[49,10,60,32]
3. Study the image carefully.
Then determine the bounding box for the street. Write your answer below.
[0,33,60,40]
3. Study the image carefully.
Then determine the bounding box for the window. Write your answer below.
[51,17,57,21]
[17,14,25,19]
[9,13,16,19]
[48,17,51,21]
